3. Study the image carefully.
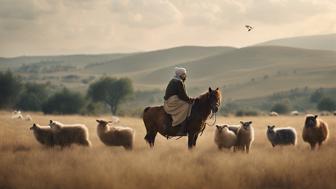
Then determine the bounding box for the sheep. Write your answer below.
[49,120,91,147]
[96,119,135,150]
[11,111,23,119]
[111,116,120,123]
[266,125,297,147]
[302,114,329,150]
[25,114,32,121]
[291,111,300,116]
[227,125,240,135]
[235,121,254,153]
[30,123,55,147]
[214,125,237,150]
[269,111,279,116]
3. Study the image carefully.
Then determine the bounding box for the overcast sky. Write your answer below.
[0,0,335,57]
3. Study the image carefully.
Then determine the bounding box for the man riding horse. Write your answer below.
[163,67,194,136]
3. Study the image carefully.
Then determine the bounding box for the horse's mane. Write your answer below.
[195,89,222,104]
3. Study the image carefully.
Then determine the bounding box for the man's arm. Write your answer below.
[176,81,193,103]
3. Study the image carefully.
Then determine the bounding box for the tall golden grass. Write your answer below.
[0,111,335,189]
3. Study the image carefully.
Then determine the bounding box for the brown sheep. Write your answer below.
[302,114,329,150]
[234,121,254,153]
[30,123,55,147]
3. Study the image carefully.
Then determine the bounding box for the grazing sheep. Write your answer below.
[96,120,134,150]
[320,111,330,116]
[25,115,32,121]
[214,125,237,150]
[30,123,55,147]
[269,111,279,116]
[302,115,329,150]
[235,121,254,153]
[266,125,297,147]
[111,116,120,123]
[11,111,23,119]
[49,120,91,147]
[291,111,300,116]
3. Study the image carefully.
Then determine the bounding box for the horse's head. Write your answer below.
[208,87,221,113]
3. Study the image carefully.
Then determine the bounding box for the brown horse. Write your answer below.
[143,87,221,149]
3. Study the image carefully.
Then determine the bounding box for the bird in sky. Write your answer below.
[245,25,253,32]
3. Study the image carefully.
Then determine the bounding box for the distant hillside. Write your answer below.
[85,46,236,75]
[257,33,336,51]
[0,53,132,70]
[0,45,335,100]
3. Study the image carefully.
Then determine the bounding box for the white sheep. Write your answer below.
[269,111,279,116]
[235,121,254,153]
[11,111,23,119]
[96,120,135,150]
[25,114,32,121]
[49,120,91,147]
[266,125,297,147]
[214,125,237,150]
[30,123,55,147]
[290,111,300,116]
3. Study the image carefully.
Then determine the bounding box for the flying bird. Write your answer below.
[245,25,253,32]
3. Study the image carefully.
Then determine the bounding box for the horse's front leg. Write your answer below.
[193,133,199,147]
[188,133,195,149]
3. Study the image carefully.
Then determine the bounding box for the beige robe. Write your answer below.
[164,95,193,126]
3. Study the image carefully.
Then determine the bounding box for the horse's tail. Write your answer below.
[142,107,151,118]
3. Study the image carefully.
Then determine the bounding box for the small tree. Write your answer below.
[271,102,290,114]
[16,83,49,111]
[310,89,324,103]
[42,88,84,114]
[87,77,133,115]
[317,97,336,112]
[0,70,22,108]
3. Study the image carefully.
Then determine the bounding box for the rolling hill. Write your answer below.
[257,33,336,51]
[0,44,335,101]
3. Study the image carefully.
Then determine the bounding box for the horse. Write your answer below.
[142,87,221,149]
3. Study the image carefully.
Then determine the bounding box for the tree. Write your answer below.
[271,102,290,114]
[310,89,324,103]
[87,77,134,115]
[16,83,49,111]
[42,88,84,114]
[317,97,336,111]
[0,70,22,108]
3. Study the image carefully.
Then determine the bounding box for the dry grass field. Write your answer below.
[0,111,335,189]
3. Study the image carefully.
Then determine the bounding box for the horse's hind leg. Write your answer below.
[144,131,157,148]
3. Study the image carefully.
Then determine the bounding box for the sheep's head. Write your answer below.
[267,125,276,134]
[216,125,229,133]
[30,123,38,130]
[240,121,252,130]
[96,120,112,128]
[49,120,61,130]
[305,114,318,128]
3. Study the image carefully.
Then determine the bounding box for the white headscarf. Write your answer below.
[174,67,187,78]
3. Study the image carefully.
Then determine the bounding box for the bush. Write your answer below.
[235,109,259,117]
[42,88,85,114]
[0,70,22,108]
[317,97,336,111]
[271,103,290,114]
[16,83,49,111]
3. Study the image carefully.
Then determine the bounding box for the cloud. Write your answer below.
[110,0,181,28]
[0,0,335,56]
